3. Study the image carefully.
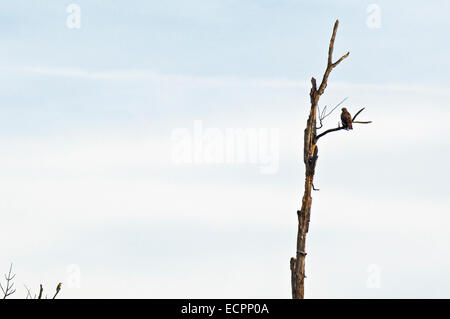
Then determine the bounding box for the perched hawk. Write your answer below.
[341,107,353,130]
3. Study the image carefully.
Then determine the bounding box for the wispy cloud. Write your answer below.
[2,65,308,89]
[4,65,450,94]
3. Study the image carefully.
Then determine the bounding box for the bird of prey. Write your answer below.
[341,107,353,130]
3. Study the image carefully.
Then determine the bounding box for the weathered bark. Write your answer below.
[290,19,349,299]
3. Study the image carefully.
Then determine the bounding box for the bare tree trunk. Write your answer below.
[290,20,350,299]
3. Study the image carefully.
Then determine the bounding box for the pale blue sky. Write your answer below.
[1,1,450,298]
[1,0,450,82]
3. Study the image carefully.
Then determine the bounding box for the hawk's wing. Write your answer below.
[341,111,352,129]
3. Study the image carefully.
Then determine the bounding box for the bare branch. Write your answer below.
[38,284,43,299]
[316,110,324,130]
[1,263,17,299]
[316,20,350,98]
[332,52,350,68]
[315,107,372,141]
[24,284,33,299]
[323,97,348,119]
[352,107,365,121]
[327,20,339,65]
[311,77,317,91]
[321,104,327,119]
[317,97,348,129]
[310,77,317,104]
[315,126,344,140]
[2,264,63,300]
[53,283,62,299]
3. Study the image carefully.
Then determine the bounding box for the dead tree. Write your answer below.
[290,19,372,299]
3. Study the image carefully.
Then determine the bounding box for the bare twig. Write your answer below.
[321,105,327,119]
[316,125,344,140]
[323,97,348,120]
[24,284,33,299]
[315,21,350,98]
[38,284,43,299]
[53,283,62,299]
[1,263,17,299]
[317,97,348,129]
[352,107,366,121]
